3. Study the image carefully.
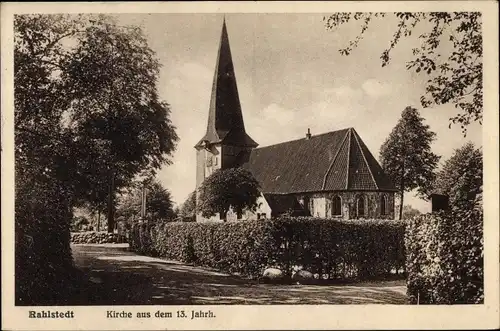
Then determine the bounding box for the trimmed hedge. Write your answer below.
[71,231,126,244]
[405,208,483,304]
[130,217,406,280]
[15,176,75,305]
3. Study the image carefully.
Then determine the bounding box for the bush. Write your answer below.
[15,176,75,305]
[71,215,90,232]
[70,231,126,244]
[130,217,406,280]
[405,208,483,304]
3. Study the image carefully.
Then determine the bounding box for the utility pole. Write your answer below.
[140,183,147,221]
[97,209,101,232]
[107,169,115,233]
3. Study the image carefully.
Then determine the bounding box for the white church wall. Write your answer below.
[311,197,327,218]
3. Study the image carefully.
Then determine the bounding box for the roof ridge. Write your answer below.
[345,128,352,189]
[254,127,351,150]
[351,129,379,190]
[321,129,350,190]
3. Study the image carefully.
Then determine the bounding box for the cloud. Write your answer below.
[361,79,392,98]
[323,86,361,100]
[245,100,361,149]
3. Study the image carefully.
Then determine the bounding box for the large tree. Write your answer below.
[380,106,440,220]
[434,142,482,210]
[197,168,261,219]
[178,190,197,222]
[15,14,178,232]
[14,14,178,303]
[115,180,175,227]
[324,12,482,134]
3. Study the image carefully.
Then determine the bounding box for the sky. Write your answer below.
[116,13,482,212]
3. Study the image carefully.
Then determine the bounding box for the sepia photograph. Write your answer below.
[1,1,499,330]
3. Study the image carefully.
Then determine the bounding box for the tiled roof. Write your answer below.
[243,128,396,194]
[263,193,305,215]
[196,19,257,148]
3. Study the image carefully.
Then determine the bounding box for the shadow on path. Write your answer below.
[70,244,408,305]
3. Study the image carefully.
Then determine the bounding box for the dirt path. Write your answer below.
[70,244,408,305]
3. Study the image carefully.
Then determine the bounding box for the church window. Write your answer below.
[332,196,342,216]
[380,195,387,215]
[308,198,315,217]
[303,196,311,216]
[356,195,366,218]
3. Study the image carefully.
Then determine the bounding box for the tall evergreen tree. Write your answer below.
[380,106,440,219]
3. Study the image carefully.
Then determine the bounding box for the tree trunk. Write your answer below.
[399,190,404,220]
[97,209,101,232]
[399,157,405,220]
[107,171,115,233]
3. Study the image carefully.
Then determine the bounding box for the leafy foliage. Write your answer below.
[15,169,74,305]
[70,231,126,244]
[71,215,90,232]
[130,218,406,280]
[380,106,440,219]
[405,207,483,304]
[324,12,482,133]
[178,190,197,222]
[197,168,261,219]
[14,14,177,303]
[402,205,422,220]
[115,180,175,227]
[15,14,178,232]
[434,142,482,210]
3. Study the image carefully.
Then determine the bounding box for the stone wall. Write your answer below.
[295,191,395,220]
[197,189,395,222]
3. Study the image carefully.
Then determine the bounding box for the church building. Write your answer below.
[195,20,397,221]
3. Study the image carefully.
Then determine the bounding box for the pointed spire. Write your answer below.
[196,18,258,148]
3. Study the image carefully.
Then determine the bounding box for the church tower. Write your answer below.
[195,19,258,221]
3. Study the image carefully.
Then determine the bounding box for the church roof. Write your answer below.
[196,19,258,148]
[263,193,306,215]
[243,127,397,194]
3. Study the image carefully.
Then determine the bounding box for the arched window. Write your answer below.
[356,195,366,218]
[332,196,342,216]
[380,195,387,215]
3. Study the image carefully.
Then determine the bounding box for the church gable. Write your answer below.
[348,129,378,190]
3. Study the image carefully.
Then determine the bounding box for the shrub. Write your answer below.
[70,232,126,244]
[15,175,74,305]
[130,217,406,280]
[405,208,483,304]
[197,168,261,218]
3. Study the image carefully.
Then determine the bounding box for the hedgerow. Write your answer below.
[15,175,75,305]
[70,232,126,244]
[405,207,483,304]
[130,217,406,280]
